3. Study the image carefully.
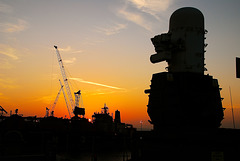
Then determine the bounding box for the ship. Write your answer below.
[92,104,135,136]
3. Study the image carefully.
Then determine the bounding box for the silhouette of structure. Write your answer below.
[0,106,135,160]
[0,106,7,116]
[145,7,224,130]
[129,7,240,161]
[236,57,240,78]
[54,46,81,118]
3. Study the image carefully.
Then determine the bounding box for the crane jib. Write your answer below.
[54,45,75,118]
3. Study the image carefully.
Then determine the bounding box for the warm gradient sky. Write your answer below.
[0,0,240,130]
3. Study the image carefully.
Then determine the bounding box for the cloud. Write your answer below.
[0,2,28,33]
[127,0,172,16]
[90,89,120,95]
[57,46,83,54]
[0,19,28,33]
[0,44,18,60]
[96,23,127,35]
[0,2,13,13]
[34,95,56,105]
[118,7,152,31]
[63,57,76,64]
[58,46,72,52]
[55,46,83,65]
[70,78,124,90]
[116,0,172,31]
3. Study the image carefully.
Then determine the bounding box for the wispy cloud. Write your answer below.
[118,7,152,31]
[0,44,18,60]
[58,46,72,52]
[0,19,28,33]
[96,23,127,35]
[0,2,28,33]
[90,89,120,95]
[57,46,83,54]
[117,0,172,31]
[0,2,13,13]
[55,46,83,65]
[70,78,124,90]
[63,57,76,64]
[34,95,53,104]
[127,0,172,18]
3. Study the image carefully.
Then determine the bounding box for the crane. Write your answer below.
[59,79,72,118]
[0,106,7,116]
[50,81,64,117]
[74,90,81,108]
[54,45,74,117]
[74,90,85,118]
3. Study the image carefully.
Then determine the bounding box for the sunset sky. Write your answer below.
[0,0,240,130]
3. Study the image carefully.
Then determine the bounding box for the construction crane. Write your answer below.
[49,81,64,117]
[74,90,85,118]
[54,45,75,116]
[74,90,81,108]
[59,79,72,118]
[0,106,7,116]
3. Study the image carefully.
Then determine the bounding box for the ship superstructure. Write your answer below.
[145,7,224,130]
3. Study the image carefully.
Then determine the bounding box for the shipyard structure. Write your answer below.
[131,7,240,161]
[145,7,224,130]
[0,105,135,161]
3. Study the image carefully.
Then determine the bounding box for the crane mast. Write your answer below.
[59,79,72,118]
[0,106,7,116]
[54,45,74,115]
[74,90,81,108]
[50,83,64,117]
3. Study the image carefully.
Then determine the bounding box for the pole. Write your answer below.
[229,86,236,129]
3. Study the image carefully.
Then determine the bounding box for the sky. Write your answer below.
[0,0,240,130]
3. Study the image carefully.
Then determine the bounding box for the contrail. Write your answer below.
[70,78,123,90]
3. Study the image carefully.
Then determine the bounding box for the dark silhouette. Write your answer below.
[132,7,239,161]
[145,7,224,130]
[0,106,135,161]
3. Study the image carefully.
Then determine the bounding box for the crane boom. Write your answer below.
[50,84,63,115]
[54,45,74,114]
[0,106,7,115]
[59,79,72,118]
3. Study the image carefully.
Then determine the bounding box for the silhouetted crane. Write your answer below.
[0,106,7,116]
[49,82,64,117]
[54,45,74,117]
[54,45,85,118]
